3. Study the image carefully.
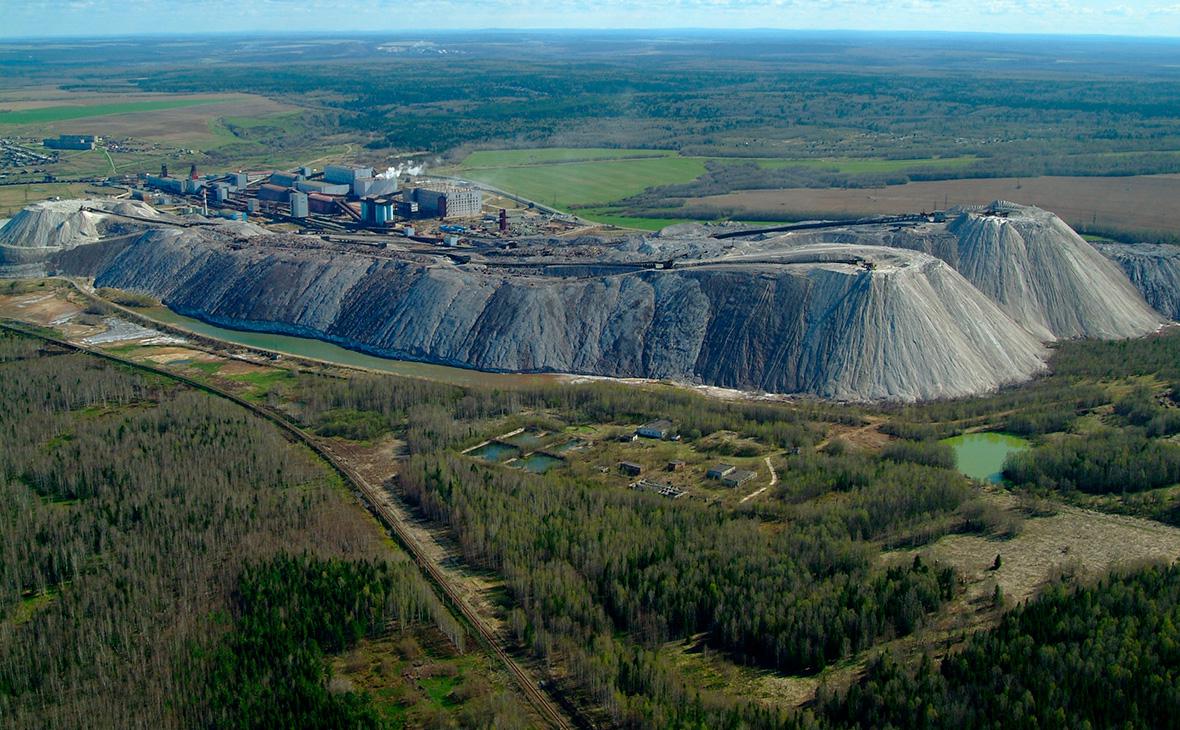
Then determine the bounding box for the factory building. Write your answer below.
[145,174,185,195]
[290,191,309,218]
[295,179,351,196]
[307,193,337,214]
[269,171,303,188]
[408,184,483,219]
[131,189,170,205]
[44,134,96,150]
[324,164,373,186]
[352,177,399,198]
[257,184,291,202]
[233,172,249,188]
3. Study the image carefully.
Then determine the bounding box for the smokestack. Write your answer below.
[161,164,168,178]
[189,164,198,181]
[499,208,507,233]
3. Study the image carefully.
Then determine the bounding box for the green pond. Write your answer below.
[505,431,547,450]
[514,453,564,474]
[940,432,1031,483]
[552,438,587,453]
[467,442,521,462]
[141,307,556,388]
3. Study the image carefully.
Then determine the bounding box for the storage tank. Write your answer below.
[290,191,309,218]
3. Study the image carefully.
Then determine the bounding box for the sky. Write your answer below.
[3,0,1180,39]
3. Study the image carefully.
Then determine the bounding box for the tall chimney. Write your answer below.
[499,208,507,233]
[161,164,168,178]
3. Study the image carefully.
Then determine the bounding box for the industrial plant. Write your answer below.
[125,158,505,245]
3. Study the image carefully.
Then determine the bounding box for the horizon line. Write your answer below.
[3,27,1180,43]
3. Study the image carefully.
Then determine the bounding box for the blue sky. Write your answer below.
[3,0,1180,38]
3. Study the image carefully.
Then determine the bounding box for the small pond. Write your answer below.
[551,438,587,453]
[467,442,521,463]
[940,432,1031,483]
[505,430,548,450]
[514,453,564,474]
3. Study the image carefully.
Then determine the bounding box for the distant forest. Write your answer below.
[6,33,1180,184]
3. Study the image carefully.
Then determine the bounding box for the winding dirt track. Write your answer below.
[0,319,575,730]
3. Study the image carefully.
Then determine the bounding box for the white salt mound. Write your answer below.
[0,199,160,251]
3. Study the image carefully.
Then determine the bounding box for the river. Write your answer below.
[141,307,559,388]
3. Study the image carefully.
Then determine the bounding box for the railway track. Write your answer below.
[0,319,576,730]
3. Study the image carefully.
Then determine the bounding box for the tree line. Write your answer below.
[817,563,1180,729]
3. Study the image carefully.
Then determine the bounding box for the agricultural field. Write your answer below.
[0,97,229,126]
[684,174,1180,238]
[0,88,348,196]
[450,148,987,228]
[454,153,709,209]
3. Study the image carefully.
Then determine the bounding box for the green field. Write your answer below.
[459,155,709,208]
[0,98,228,126]
[575,207,697,230]
[454,148,982,227]
[461,147,677,167]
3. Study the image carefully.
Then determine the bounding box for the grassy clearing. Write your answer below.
[225,368,294,394]
[0,98,228,126]
[188,361,223,376]
[577,207,697,230]
[5,589,59,627]
[333,632,511,727]
[459,155,708,208]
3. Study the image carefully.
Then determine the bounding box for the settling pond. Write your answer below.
[940,432,1030,483]
[466,442,521,463]
[140,307,559,388]
[512,453,564,474]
